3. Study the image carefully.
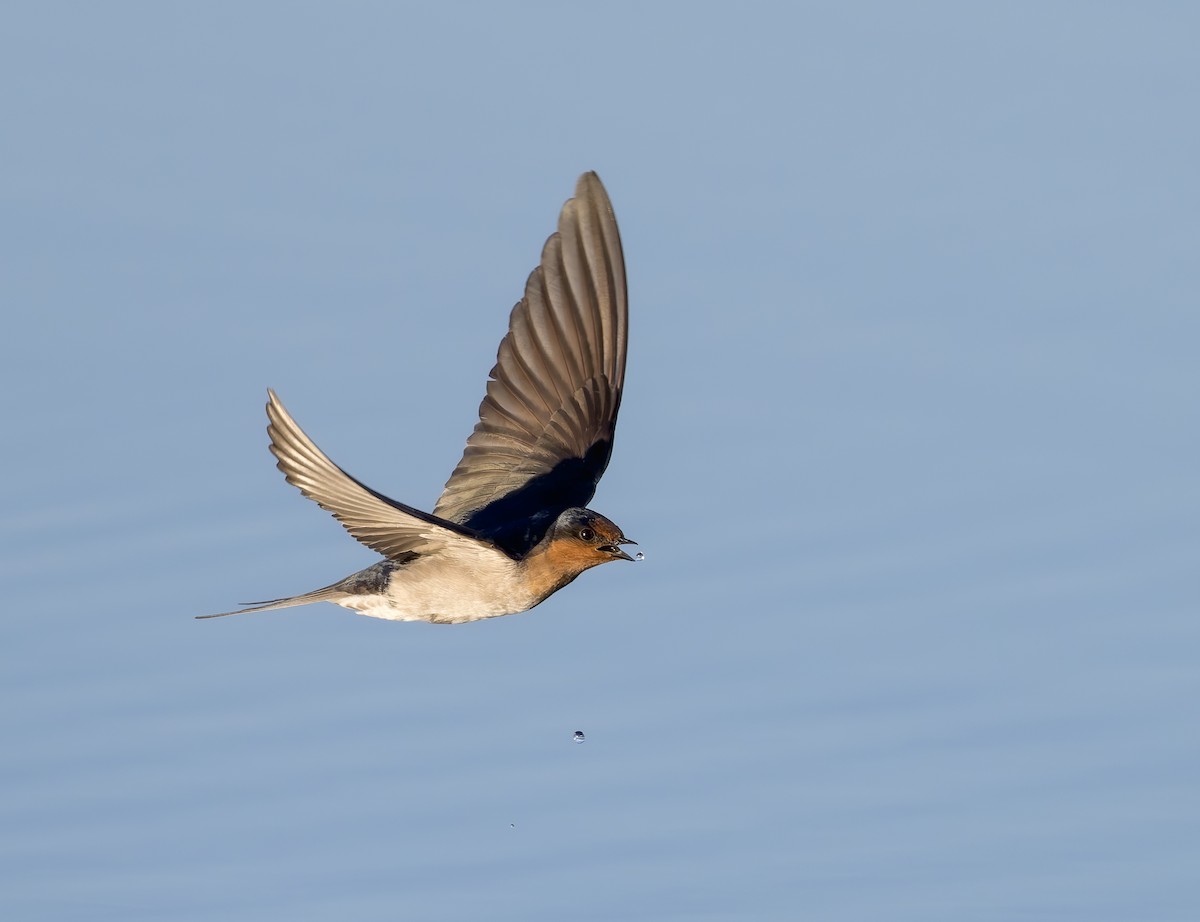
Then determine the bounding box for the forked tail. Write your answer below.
[195,585,346,620]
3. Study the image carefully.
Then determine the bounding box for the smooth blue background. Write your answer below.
[2,4,1197,920]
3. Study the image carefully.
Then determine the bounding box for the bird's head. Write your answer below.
[549,508,637,567]
[519,507,638,604]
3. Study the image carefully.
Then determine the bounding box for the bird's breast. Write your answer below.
[337,547,536,623]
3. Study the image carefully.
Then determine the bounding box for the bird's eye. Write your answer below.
[579,527,595,542]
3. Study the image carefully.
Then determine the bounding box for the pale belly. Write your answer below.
[334,552,536,624]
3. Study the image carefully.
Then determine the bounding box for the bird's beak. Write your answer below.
[605,537,637,561]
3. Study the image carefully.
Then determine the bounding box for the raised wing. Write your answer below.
[432,172,628,556]
[265,389,493,560]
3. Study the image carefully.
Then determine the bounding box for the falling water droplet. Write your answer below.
[634,551,645,561]
[573,730,586,744]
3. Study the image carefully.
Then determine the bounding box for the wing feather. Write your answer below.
[265,390,493,561]
[432,172,628,554]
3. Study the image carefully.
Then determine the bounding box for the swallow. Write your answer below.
[198,172,634,624]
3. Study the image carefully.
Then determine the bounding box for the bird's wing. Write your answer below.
[265,389,495,560]
[432,172,628,552]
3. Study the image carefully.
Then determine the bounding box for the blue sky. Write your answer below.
[2,4,1198,920]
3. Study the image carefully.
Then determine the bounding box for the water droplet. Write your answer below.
[634,551,645,561]
[573,730,586,744]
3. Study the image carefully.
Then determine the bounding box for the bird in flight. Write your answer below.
[198,172,635,624]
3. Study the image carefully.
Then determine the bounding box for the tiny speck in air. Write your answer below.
[573,730,586,743]
[634,551,644,561]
